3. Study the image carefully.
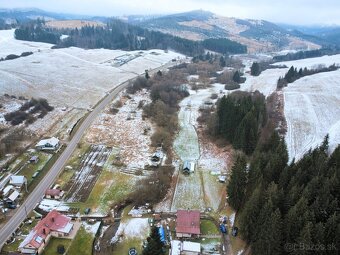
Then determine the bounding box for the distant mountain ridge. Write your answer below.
[1,8,339,53]
[132,10,322,53]
[0,8,94,22]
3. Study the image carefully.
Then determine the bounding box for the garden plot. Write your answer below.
[283,70,340,161]
[65,145,112,202]
[85,90,154,169]
[171,84,229,212]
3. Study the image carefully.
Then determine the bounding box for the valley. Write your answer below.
[0,5,339,255]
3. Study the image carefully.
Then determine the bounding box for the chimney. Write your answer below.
[51,217,55,222]
[42,228,46,235]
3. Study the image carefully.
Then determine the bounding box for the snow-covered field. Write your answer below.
[240,68,287,97]
[284,69,340,160]
[0,30,184,109]
[236,54,340,161]
[0,29,53,58]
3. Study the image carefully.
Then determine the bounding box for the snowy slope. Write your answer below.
[284,69,340,161]
[276,54,340,69]
[0,30,184,109]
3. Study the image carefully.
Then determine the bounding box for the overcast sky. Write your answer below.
[1,0,340,25]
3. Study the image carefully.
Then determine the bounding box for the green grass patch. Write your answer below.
[199,237,221,245]
[8,153,28,171]
[1,238,21,253]
[67,170,136,213]
[200,219,219,235]
[112,238,143,255]
[42,237,72,255]
[67,227,94,255]
[18,152,51,184]
[26,146,65,193]
[21,219,39,235]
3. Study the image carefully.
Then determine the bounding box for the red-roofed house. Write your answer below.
[45,189,64,200]
[19,210,74,254]
[176,210,201,238]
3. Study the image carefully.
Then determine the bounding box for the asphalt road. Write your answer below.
[0,61,177,248]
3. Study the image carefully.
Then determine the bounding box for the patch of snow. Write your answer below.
[82,221,101,236]
[229,213,235,227]
[115,218,149,239]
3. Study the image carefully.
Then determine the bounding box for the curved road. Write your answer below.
[0,61,177,249]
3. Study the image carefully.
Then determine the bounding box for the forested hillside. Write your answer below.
[228,134,340,254]
[14,18,247,56]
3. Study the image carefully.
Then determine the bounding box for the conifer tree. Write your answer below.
[250,62,261,76]
[227,155,247,211]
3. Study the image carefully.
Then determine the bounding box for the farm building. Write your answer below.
[19,210,74,254]
[45,189,64,200]
[176,210,200,238]
[170,240,201,255]
[182,161,195,175]
[9,175,27,188]
[36,137,60,151]
[29,156,39,163]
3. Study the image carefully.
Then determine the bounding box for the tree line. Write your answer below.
[228,133,339,254]
[273,47,340,62]
[277,64,339,88]
[202,38,247,54]
[14,19,247,56]
[207,91,267,155]
[14,19,61,44]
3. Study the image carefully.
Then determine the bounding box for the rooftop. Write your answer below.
[19,210,72,249]
[176,210,200,235]
[36,137,59,147]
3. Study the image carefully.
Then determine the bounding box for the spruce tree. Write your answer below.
[250,62,261,76]
[239,188,262,242]
[227,155,247,211]
[233,71,241,83]
[142,226,164,255]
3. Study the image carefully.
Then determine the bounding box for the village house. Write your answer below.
[9,175,27,189]
[176,210,201,238]
[170,240,201,255]
[45,189,64,200]
[182,161,195,175]
[19,210,74,254]
[35,137,60,151]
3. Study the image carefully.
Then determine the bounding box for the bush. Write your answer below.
[21,51,33,57]
[225,82,240,90]
[210,93,218,99]
[5,54,20,60]
[130,166,174,205]
[151,128,172,151]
